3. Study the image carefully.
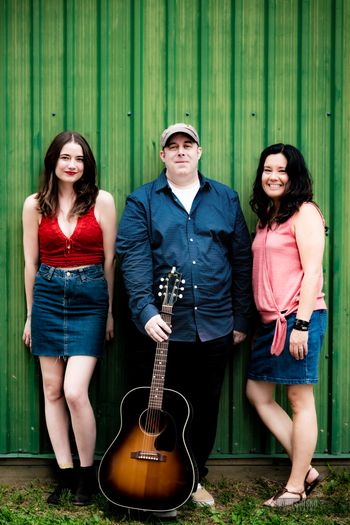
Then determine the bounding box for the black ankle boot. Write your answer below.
[73,465,98,506]
[47,467,76,504]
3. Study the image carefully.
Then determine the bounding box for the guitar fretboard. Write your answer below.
[149,307,172,409]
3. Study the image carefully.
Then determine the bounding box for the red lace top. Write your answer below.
[39,207,104,267]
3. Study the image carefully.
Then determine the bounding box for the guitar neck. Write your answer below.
[149,306,172,410]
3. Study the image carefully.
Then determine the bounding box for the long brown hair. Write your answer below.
[36,131,99,217]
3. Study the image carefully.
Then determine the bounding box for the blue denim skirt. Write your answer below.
[247,310,327,384]
[31,264,109,357]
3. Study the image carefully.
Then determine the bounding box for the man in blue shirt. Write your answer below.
[117,123,252,512]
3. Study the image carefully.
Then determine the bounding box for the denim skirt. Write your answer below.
[31,263,109,358]
[247,310,327,385]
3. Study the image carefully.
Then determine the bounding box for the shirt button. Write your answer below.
[66,271,71,277]
[189,238,193,242]
[192,261,196,264]
[194,306,198,310]
[194,285,198,289]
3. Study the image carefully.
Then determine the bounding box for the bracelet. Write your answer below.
[293,318,309,331]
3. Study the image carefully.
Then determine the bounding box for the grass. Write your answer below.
[0,468,349,525]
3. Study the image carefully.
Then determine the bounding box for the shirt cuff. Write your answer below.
[233,315,249,334]
[139,303,160,328]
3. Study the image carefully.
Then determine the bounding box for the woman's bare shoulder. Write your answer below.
[96,189,115,205]
[23,193,40,212]
[297,202,324,223]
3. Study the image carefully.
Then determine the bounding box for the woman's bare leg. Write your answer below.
[63,356,98,466]
[39,357,72,465]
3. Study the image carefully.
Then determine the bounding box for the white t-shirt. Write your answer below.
[168,180,200,214]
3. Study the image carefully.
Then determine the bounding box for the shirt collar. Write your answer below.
[155,169,211,192]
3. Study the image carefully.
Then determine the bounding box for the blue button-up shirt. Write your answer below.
[116,170,253,342]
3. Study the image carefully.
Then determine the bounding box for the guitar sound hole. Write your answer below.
[139,409,167,436]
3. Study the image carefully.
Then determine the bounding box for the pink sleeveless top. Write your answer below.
[39,207,104,268]
[252,203,326,355]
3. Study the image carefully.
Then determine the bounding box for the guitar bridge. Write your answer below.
[130,451,167,462]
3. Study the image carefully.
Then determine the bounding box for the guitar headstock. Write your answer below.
[158,266,185,307]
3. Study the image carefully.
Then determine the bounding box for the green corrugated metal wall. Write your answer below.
[0,0,349,460]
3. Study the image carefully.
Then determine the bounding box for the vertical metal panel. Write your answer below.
[298,0,334,455]
[0,0,8,453]
[165,0,201,130]
[0,0,349,460]
[93,0,133,451]
[199,0,233,188]
[132,0,167,189]
[1,0,41,454]
[265,1,299,145]
[332,0,350,454]
[229,0,271,455]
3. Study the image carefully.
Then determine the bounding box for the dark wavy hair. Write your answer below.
[250,143,313,226]
[36,131,99,217]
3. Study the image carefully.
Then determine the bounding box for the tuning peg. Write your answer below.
[159,284,164,289]
[181,279,185,284]
[160,277,165,282]
[180,286,184,291]
[158,292,163,297]
[178,294,183,299]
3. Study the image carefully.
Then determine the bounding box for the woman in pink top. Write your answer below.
[22,132,116,505]
[246,144,327,507]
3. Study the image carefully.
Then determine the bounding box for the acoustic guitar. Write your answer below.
[98,267,198,512]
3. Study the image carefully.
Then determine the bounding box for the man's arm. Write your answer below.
[116,194,171,342]
[230,196,254,336]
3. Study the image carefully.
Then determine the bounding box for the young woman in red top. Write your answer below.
[22,131,116,505]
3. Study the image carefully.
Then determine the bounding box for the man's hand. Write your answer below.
[145,314,172,342]
[233,330,246,345]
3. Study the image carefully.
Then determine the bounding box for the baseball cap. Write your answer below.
[160,123,200,148]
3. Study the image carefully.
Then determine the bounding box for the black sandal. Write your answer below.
[264,487,306,507]
[304,467,325,496]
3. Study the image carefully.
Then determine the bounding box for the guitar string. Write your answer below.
[143,337,168,450]
[142,310,171,455]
